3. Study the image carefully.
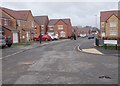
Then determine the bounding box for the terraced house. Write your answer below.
[48,19,72,38]
[100,10,120,40]
[1,7,35,43]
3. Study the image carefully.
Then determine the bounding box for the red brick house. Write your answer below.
[1,7,19,43]
[34,16,49,36]
[1,7,35,43]
[48,19,72,38]
[100,10,120,40]
[76,26,91,37]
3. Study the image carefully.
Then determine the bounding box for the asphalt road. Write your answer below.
[2,38,118,84]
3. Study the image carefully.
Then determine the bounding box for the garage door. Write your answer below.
[13,32,18,43]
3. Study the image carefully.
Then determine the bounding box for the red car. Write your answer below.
[42,34,51,41]
[32,34,40,41]
[33,34,51,41]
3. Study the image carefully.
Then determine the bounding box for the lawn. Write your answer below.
[13,43,31,47]
[101,45,120,50]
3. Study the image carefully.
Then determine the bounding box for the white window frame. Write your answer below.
[110,30,117,36]
[60,31,65,37]
[41,25,44,30]
[110,22,117,28]
[32,21,34,27]
[17,20,21,26]
[49,26,54,30]
[101,22,105,28]
[4,19,8,25]
[58,25,63,30]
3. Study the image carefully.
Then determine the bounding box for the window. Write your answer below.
[101,22,105,28]
[49,26,54,30]
[32,21,34,27]
[4,19,8,25]
[110,31,117,36]
[41,25,44,30]
[17,20,21,26]
[110,22,117,27]
[58,25,63,30]
[60,31,65,37]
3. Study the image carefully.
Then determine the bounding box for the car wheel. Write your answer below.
[8,44,12,47]
[45,39,48,41]
[2,45,5,48]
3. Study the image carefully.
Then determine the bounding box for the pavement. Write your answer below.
[2,39,69,59]
[77,41,119,56]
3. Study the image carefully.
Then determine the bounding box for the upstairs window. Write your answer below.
[49,26,54,30]
[17,20,21,26]
[58,25,63,30]
[4,19,9,25]
[41,25,44,30]
[101,22,105,28]
[110,22,117,28]
[32,21,34,27]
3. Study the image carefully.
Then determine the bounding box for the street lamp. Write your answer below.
[94,15,97,28]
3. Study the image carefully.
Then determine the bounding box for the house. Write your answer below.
[33,16,41,37]
[1,7,19,43]
[15,10,35,42]
[77,26,91,37]
[34,16,49,36]
[1,7,35,43]
[47,19,72,38]
[100,10,120,40]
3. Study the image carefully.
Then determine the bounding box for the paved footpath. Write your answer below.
[77,38,119,56]
[2,39,69,59]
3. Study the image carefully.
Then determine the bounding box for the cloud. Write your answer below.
[1,2,118,28]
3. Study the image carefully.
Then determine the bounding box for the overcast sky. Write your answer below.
[1,1,119,29]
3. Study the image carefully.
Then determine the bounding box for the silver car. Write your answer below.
[0,35,6,48]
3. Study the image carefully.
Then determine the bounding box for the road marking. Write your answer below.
[2,50,24,59]
[2,39,70,59]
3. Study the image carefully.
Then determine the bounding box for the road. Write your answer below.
[2,38,118,84]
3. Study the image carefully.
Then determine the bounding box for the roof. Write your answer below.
[100,10,120,22]
[34,16,48,25]
[1,13,10,19]
[77,26,91,32]
[48,18,71,26]
[48,19,59,26]
[1,7,31,21]
[3,25,18,31]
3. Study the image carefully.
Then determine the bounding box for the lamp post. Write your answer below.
[94,15,97,28]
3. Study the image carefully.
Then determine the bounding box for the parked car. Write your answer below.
[42,34,51,41]
[32,34,40,41]
[5,36,12,47]
[80,34,86,38]
[88,35,94,39]
[54,34,59,40]
[48,33,59,40]
[0,35,6,48]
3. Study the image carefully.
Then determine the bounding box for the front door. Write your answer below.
[13,32,18,43]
